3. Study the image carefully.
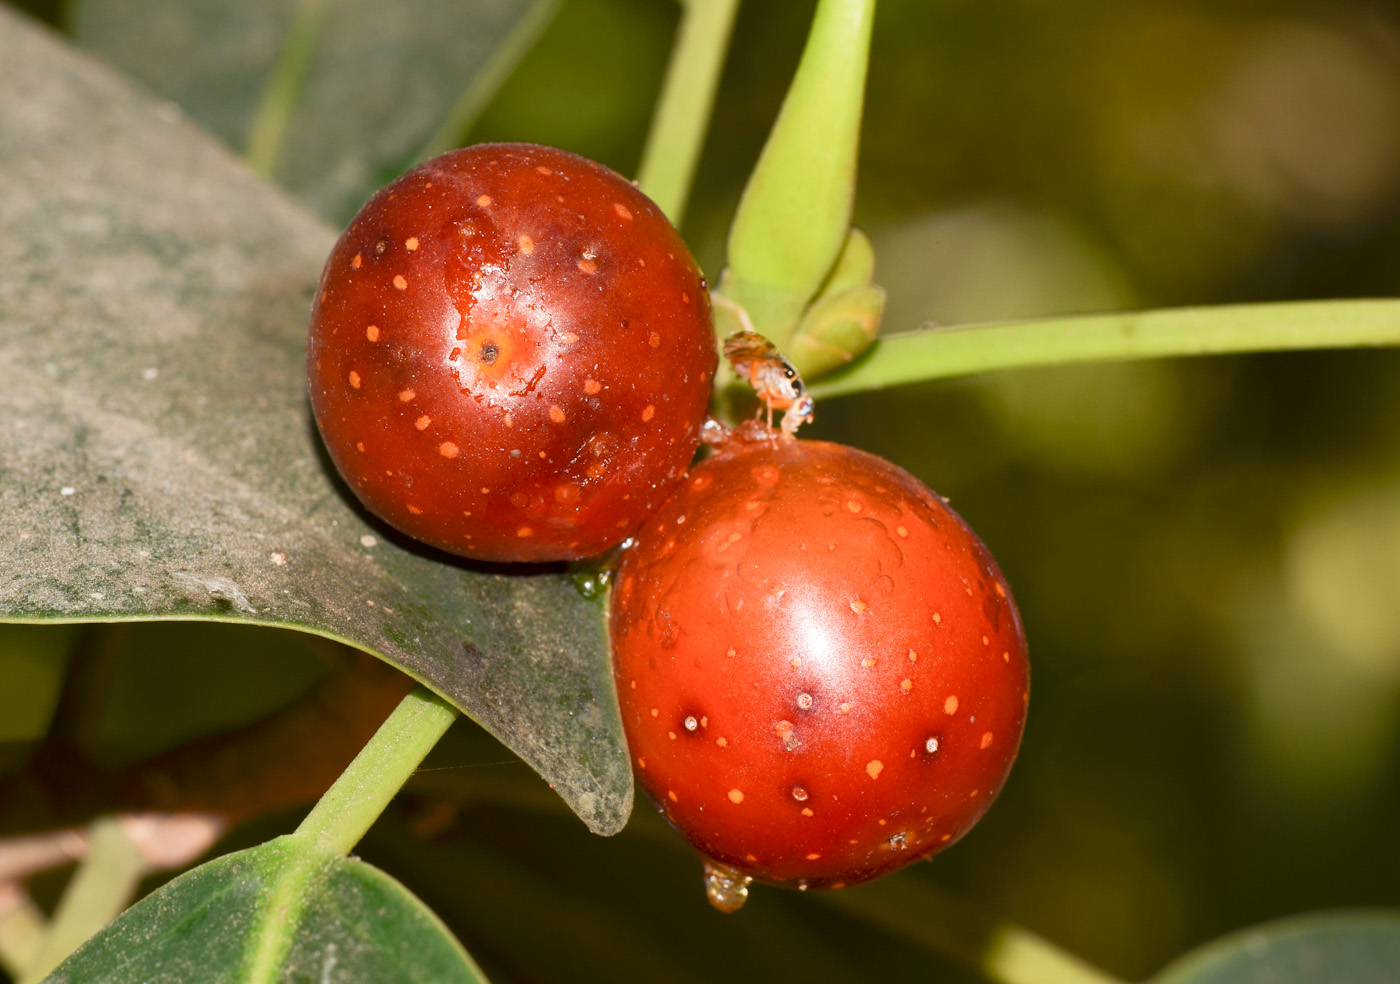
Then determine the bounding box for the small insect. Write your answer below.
[723,329,815,435]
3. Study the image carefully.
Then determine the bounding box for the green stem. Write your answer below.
[244,0,332,178]
[292,685,457,857]
[18,819,145,984]
[810,299,1400,398]
[820,878,1124,984]
[414,0,562,163]
[636,0,742,225]
[245,686,456,983]
[0,887,45,979]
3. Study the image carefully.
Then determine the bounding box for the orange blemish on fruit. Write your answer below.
[393,275,408,290]
[727,789,744,804]
[668,790,678,803]
[944,695,959,714]
[476,194,492,207]
[901,678,913,692]
[405,237,419,251]
[516,526,533,538]
[584,378,601,395]
[614,202,633,220]
[518,235,534,254]
[649,332,661,348]
[348,371,361,389]
[365,325,380,342]
[981,732,994,749]
[549,405,566,424]
[439,442,459,458]
[414,416,431,431]
[578,258,597,274]
[406,504,423,515]
[351,254,362,269]
[850,598,868,614]
[866,760,884,779]
[642,405,655,422]
[398,389,415,401]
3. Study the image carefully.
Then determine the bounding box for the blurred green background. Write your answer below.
[4,0,1400,980]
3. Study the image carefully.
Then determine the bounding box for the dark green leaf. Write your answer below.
[42,838,489,983]
[71,0,554,223]
[1149,911,1400,984]
[0,8,629,835]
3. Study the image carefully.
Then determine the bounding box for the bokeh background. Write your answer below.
[4,0,1400,980]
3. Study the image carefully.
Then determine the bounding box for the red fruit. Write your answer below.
[610,426,1029,906]
[307,143,717,562]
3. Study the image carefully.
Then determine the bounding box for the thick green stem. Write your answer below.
[810,299,1400,398]
[244,686,456,983]
[821,878,1124,984]
[414,0,561,163]
[18,819,144,984]
[293,685,457,857]
[244,0,332,178]
[636,0,741,225]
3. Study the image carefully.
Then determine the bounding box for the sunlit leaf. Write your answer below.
[0,7,629,835]
[1149,911,1400,984]
[42,838,489,983]
[71,0,556,223]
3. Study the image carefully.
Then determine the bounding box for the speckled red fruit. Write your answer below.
[610,428,1029,890]
[307,143,716,562]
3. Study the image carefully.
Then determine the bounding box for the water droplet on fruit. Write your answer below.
[796,692,813,711]
[683,715,698,732]
[889,832,908,851]
[925,736,940,754]
[791,786,808,802]
[703,860,752,914]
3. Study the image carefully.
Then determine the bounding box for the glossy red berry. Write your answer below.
[610,426,1029,905]
[307,143,717,562]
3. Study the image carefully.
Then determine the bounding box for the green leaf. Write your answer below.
[0,7,628,835]
[809,300,1400,399]
[719,0,875,348]
[1148,911,1400,984]
[41,838,488,984]
[70,0,556,224]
